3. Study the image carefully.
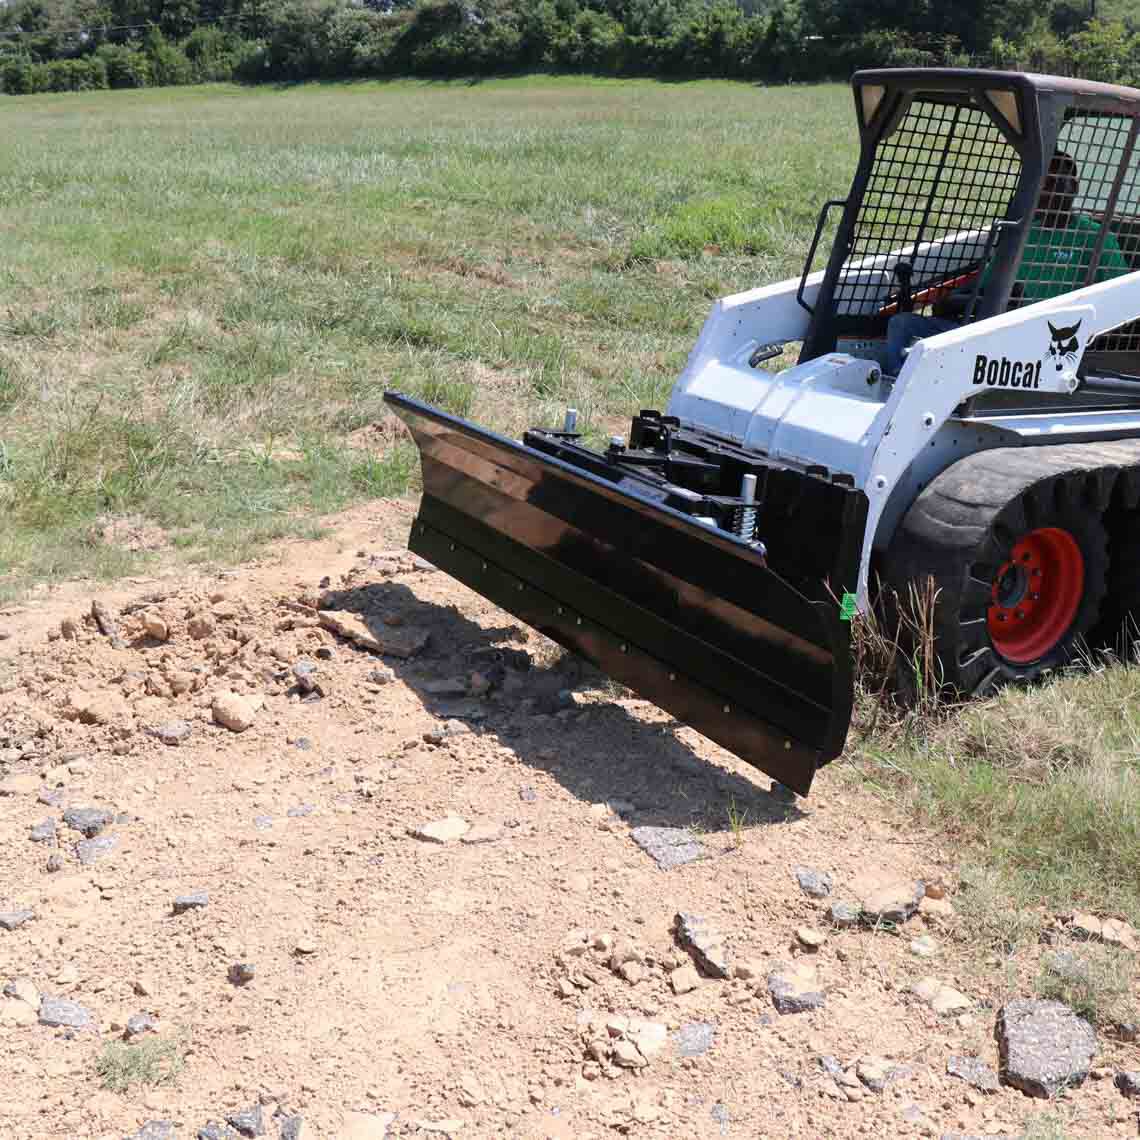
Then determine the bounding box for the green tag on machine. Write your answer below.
[839,592,857,622]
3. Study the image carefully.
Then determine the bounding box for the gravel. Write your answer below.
[947,1054,1000,1093]
[794,866,833,898]
[997,998,1097,1098]
[76,834,118,865]
[674,1021,716,1057]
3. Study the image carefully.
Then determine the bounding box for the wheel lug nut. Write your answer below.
[1030,592,1040,601]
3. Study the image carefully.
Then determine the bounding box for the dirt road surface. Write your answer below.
[0,500,1135,1139]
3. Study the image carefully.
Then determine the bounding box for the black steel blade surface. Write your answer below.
[385,393,860,795]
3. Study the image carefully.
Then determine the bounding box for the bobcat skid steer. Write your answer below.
[386,69,1140,795]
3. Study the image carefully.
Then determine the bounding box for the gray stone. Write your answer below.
[819,1055,844,1078]
[998,998,1097,1098]
[76,834,118,864]
[294,738,313,751]
[38,787,65,807]
[518,785,537,803]
[277,1116,304,1140]
[197,1125,240,1140]
[674,912,729,978]
[423,719,471,745]
[46,852,63,873]
[940,1136,1006,1140]
[131,1123,177,1140]
[172,892,209,915]
[947,1054,1000,1093]
[632,827,707,870]
[253,815,273,831]
[365,667,395,686]
[710,1102,730,1127]
[29,818,56,844]
[828,900,861,927]
[225,1105,264,1137]
[227,963,255,986]
[1115,1070,1140,1098]
[148,721,193,746]
[674,1021,715,1057]
[292,660,319,694]
[794,866,832,898]
[286,804,315,818]
[767,962,826,1014]
[125,1012,157,1039]
[63,806,114,838]
[39,995,93,1029]
[0,910,35,931]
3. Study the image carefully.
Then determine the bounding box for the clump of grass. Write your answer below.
[632,196,781,260]
[1037,940,1137,1028]
[951,864,1045,956]
[726,796,747,849]
[96,1034,186,1093]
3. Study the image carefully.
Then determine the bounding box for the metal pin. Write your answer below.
[449,543,456,551]
[669,672,676,681]
[563,408,578,433]
[620,643,627,653]
[723,704,730,713]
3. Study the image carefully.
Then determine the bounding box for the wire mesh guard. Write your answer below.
[833,99,1022,320]
[1039,111,1140,372]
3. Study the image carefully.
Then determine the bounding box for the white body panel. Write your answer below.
[667,267,1140,608]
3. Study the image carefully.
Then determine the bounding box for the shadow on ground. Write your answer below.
[320,578,805,834]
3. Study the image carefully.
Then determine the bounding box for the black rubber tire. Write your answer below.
[1092,504,1140,653]
[883,447,1113,696]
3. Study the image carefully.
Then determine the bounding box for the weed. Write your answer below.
[1037,940,1137,1027]
[726,797,748,849]
[96,1034,186,1093]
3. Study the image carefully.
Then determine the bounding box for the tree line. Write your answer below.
[1,0,1138,95]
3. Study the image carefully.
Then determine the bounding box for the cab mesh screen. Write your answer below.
[833,98,1021,319]
[1043,111,1140,372]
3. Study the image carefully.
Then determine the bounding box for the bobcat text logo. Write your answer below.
[1047,319,1082,373]
[971,318,1085,387]
[971,355,1043,388]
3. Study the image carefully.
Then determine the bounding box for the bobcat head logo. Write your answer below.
[1047,320,1082,372]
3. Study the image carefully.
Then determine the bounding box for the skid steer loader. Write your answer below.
[386,69,1140,795]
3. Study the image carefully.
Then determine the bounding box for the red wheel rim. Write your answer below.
[987,526,1084,664]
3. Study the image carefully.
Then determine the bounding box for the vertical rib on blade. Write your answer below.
[386,393,858,795]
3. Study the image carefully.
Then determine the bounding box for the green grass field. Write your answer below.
[0,76,854,592]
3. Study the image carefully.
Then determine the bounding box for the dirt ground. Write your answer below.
[0,499,1137,1140]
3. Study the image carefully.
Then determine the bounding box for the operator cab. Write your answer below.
[798,69,1140,407]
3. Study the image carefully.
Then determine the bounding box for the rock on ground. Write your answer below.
[173,892,209,915]
[38,995,93,1029]
[767,962,826,1014]
[278,1117,304,1140]
[131,1123,177,1140]
[793,866,832,898]
[947,1054,1000,1093]
[148,720,193,746]
[225,1104,264,1137]
[62,805,113,838]
[861,880,924,924]
[1114,1071,1140,1098]
[911,976,972,1015]
[340,1110,396,1138]
[408,816,470,844]
[998,998,1097,1098]
[212,691,256,733]
[828,900,861,927]
[674,1022,715,1057]
[630,826,706,870]
[76,834,118,865]
[674,912,729,978]
[0,910,35,931]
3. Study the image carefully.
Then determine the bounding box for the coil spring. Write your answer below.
[733,504,758,541]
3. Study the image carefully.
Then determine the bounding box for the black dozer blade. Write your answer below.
[385,393,868,795]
